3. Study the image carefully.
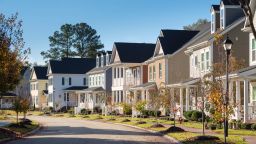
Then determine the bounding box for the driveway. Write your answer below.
[6,116,175,144]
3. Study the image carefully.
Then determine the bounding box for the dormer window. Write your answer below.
[96,56,99,67]
[211,12,215,33]
[101,55,104,67]
[220,7,224,29]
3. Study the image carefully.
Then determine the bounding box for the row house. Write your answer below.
[168,0,250,122]
[47,58,95,111]
[75,51,112,113]
[110,42,155,114]
[30,66,48,109]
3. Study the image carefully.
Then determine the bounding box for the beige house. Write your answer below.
[30,66,48,109]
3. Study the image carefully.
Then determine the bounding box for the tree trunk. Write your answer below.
[16,113,19,124]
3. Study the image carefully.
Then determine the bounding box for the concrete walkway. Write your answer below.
[6,116,177,144]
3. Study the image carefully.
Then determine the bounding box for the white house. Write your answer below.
[47,58,95,111]
[75,51,112,114]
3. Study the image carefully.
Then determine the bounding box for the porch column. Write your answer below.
[244,79,249,123]
[229,81,234,105]
[185,87,190,111]
[180,88,183,117]
[235,80,241,120]
[141,90,145,101]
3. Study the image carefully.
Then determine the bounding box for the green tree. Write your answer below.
[183,19,209,30]
[0,13,29,109]
[135,100,146,119]
[20,98,30,119]
[73,23,104,58]
[41,23,103,62]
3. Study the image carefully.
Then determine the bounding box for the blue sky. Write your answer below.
[1,0,219,64]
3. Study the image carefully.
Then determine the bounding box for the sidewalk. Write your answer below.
[0,121,10,127]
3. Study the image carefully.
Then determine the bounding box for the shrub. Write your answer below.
[191,111,202,121]
[68,108,74,115]
[183,110,194,120]
[141,110,160,117]
[209,123,217,130]
[241,123,253,130]
[121,103,132,115]
[80,109,91,115]
[251,124,256,130]
[93,107,102,114]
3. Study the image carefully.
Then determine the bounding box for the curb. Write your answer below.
[22,123,42,137]
[116,123,182,144]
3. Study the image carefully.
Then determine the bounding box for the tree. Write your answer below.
[147,88,162,121]
[20,98,30,119]
[135,100,146,119]
[13,98,22,124]
[73,23,104,58]
[0,13,29,109]
[237,0,256,38]
[183,19,209,30]
[41,23,103,62]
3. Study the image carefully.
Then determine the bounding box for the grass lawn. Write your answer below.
[168,132,247,144]
[4,121,39,135]
[214,129,256,136]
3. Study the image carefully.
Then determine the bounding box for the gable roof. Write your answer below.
[113,42,155,63]
[221,0,240,5]
[212,5,220,11]
[33,66,48,80]
[48,58,96,74]
[157,30,199,55]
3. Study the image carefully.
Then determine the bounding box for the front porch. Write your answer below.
[0,93,17,109]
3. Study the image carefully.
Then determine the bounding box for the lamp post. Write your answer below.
[223,35,233,144]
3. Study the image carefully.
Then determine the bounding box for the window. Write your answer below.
[45,83,48,90]
[101,56,104,66]
[62,77,65,85]
[114,68,116,78]
[195,56,198,68]
[220,8,224,28]
[80,93,85,103]
[83,78,86,86]
[153,65,156,80]
[49,94,53,102]
[159,63,162,79]
[149,66,152,80]
[253,86,256,101]
[252,39,256,62]
[69,77,72,85]
[201,53,205,71]
[211,13,215,32]
[121,68,123,78]
[67,93,69,101]
[206,51,210,70]
[96,57,99,67]
[117,68,119,78]
[121,91,123,102]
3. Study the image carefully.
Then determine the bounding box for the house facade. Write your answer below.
[47,58,95,111]
[30,66,48,109]
[75,51,112,114]
[110,42,155,114]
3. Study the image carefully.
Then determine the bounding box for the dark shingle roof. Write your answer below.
[34,66,48,80]
[63,86,88,91]
[114,42,155,63]
[20,66,29,76]
[49,58,96,74]
[212,5,220,11]
[159,30,199,55]
[221,0,240,5]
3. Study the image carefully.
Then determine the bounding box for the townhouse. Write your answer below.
[167,0,250,121]
[75,51,112,114]
[47,58,95,111]
[110,42,155,114]
[30,66,48,109]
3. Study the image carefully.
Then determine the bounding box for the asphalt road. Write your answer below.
[6,116,176,144]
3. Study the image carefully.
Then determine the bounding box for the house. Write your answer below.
[30,66,48,109]
[110,42,155,114]
[47,58,95,111]
[168,0,249,120]
[75,51,112,114]
[0,66,31,109]
[233,0,256,122]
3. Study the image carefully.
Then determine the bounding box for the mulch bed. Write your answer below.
[150,123,165,128]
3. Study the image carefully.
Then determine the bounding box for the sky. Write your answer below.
[1,0,219,65]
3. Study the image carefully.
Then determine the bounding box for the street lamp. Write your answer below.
[223,35,233,144]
